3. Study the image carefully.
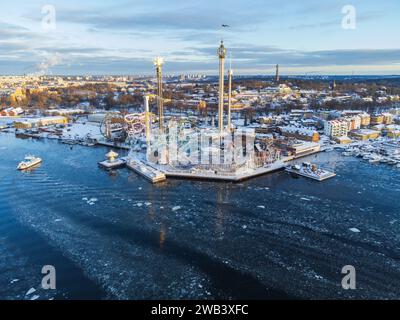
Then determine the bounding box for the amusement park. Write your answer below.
[97,41,284,183]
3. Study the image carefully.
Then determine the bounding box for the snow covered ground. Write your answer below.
[62,122,102,140]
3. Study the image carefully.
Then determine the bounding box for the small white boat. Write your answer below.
[17,155,42,170]
[368,156,382,164]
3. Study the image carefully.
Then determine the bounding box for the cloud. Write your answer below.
[29,2,275,33]
[287,11,384,30]
[2,0,399,75]
[0,22,47,41]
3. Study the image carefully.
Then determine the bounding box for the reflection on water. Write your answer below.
[1,132,400,300]
[159,225,166,250]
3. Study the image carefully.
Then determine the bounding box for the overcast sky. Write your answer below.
[1,0,399,75]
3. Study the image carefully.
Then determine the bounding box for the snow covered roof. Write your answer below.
[280,126,317,136]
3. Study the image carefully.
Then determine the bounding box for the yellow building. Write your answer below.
[388,130,400,138]
[280,126,320,142]
[9,88,27,104]
[14,121,34,129]
[382,113,393,125]
[39,116,68,126]
[334,136,352,144]
[359,113,371,127]
[14,116,68,129]
[350,129,381,140]
[370,115,383,125]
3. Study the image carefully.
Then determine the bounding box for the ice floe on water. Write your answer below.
[25,287,36,296]
[11,199,213,299]
[6,146,400,299]
[82,197,99,206]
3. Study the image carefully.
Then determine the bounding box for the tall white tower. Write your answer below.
[228,68,233,131]
[217,41,227,134]
[154,57,164,131]
[144,95,151,144]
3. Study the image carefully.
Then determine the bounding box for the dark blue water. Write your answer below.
[1,133,400,300]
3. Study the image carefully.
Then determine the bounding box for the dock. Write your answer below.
[285,167,336,181]
[98,159,126,170]
[126,159,166,183]
[96,141,130,150]
[163,162,286,182]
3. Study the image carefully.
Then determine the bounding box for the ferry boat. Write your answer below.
[286,162,336,181]
[17,155,42,170]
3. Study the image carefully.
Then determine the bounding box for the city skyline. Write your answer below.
[1,0,400,75]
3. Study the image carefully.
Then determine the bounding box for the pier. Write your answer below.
[98,159,126,170]
[96,140,130,150]
[126,159,166,183]
[98,150,126,170]
[163,162,285,182]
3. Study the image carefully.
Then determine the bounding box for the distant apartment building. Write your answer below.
[390,108,400,116]
[349,129,381,140]
[382,113,394,125]
[388,130,400,138]
[286,141,321,157]
[259,116,273,125]
[14,116,68,129]
[317,110,330,120]
[0,107,24,117]
[359,113,371,127]
[289,109,314,119]
[341,110,363,117]
[45,108,85,116]
[324,120,348,138]
[370,115,384,125]
[279,126,320,142]
[334,136,352,144]
[345,116,361,131]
